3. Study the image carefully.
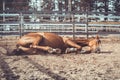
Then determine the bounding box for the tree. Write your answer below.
[11,0,29,11]
[79,0,94,12]
[0,0,14,11]
[114,0,120,13]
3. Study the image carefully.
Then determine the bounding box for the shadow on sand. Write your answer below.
[0,55,20,79]
[99,51,113,54]
[22,56,67,80]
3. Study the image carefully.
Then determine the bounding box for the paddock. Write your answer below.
[0,35,120,80]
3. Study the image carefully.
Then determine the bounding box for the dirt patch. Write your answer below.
[0,38,120,80]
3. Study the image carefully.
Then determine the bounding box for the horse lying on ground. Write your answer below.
[14,32,101,55]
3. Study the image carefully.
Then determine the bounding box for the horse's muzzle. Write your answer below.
[94,47,101,53]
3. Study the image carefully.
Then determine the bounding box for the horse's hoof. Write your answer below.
[33,50,37,53]
[48,48,54,53]
[48,48,61,54]
[30,45,37,48]
[65,48,71,53]
[79,50,86,54]
[95,48,101,54]
[55,48,61,54]
[95,50,101,54]
[65,48,77,53]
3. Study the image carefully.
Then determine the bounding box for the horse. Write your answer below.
[13,32,101,55]
[71,37,101,53]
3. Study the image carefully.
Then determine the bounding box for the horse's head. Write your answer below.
[89,35,101,53]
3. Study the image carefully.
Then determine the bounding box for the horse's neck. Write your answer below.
[73,38,90,46]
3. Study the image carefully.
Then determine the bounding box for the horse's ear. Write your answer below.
[95,35,99,39]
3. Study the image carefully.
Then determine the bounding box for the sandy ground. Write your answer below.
[0,37,120,80]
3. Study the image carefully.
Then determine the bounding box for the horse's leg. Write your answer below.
[19,46,32,53]
[30,35,43,53]
[32,45,61,54]
[66,39,82,49]
[64,38,82,53]
[13,45,34,55]
[30,35,61,54]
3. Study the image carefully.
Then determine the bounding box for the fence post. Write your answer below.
[85,12,89,39]
[3,0,5,22]
[72,14,75,39]
[19,13,24,38]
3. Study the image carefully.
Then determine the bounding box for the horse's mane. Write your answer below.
[74,37,94,42]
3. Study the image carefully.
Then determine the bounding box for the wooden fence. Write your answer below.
[0,12,120,38]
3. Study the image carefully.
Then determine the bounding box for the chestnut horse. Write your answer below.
[14,32,101,54]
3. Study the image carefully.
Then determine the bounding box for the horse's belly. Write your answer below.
[41,38,64,48]
[40,33,65,49]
